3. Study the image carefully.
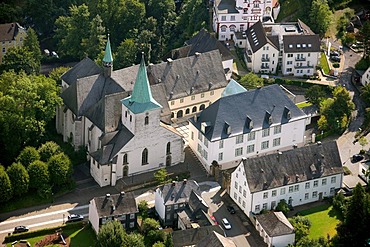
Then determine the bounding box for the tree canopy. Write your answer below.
[6,162,29,196]
[27,160,50,190]
[96,220,128,247]
[48,153,72,187]
[309,0,333,36]
[16,146,40,168]
[0,165,12,203]
[239,72,264,89]
[1,47,40,74]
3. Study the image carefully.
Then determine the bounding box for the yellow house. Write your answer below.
[0,22,27,64]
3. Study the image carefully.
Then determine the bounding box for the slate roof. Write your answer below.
[172,225,225,247]
[256,211,294,237]
[0,22,24,42]
[61,57,102,86]
[197,231,237,247]
[283,34,320,53]
[246,21,279,53]
[189,84,307,141]
[158,180,201,206]
[221,79,247,97]
[148,50,228,100]
[241,141,343,193]
[215,0,238,14]
[297,19,315,35]
[92,192,138,217]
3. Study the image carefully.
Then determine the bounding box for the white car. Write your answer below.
[222,218,231,230]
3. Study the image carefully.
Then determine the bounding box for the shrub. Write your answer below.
[333,63,340,68]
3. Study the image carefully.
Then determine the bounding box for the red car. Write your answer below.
[210,215,218,225]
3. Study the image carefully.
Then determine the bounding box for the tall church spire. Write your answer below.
[103,34,113,77]
[121,52,162,114]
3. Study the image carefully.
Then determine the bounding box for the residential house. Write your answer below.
[244,20,321,76]
[155,179,203,226]
[164,29,234,77]
[172,225,225,247]
[359,161,369,184]
[188,84,308,172]
[212,0,280,41]
[230,141,343,217]
[196,230,237,247]
[89,192,138,234]
[255,211,295,247]
[361,67,370,86]
[0,22,27,64]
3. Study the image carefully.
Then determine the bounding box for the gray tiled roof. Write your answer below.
[283,34,320,53]
[158,180,201,206]
[256,211,294,237]
[242,141,343,193]
[92,192,138,217]
[215,0,239,14]
[189,84,306,141]
[172,225,225,247]
[197,231,237,247]
[0,22,24,42]
[246,21,279,53]
[148,50,228,100]
[61,57,101,86]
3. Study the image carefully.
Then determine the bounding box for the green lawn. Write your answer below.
[297,204,342,239]
[320,53,330,75]
[296,101,313,108]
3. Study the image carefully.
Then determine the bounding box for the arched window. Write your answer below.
[229,25,236,32]
[145,116,149,125]
[200,104,206,110]
[142,148,148,165]
[166,142,171,155]
[171,112,175,118]
[192,106,197,113]
[123,153,128,164]
[185,108,190,114]
[177,110,183,118]
[221,25,227,32]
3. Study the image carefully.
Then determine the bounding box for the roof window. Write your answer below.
[297,44,301,48]
[289,44,293,48]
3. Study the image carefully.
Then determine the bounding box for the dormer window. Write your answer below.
[265,111,272,125]
[246,115,253,129]
[201,122,211,134]
[145,116,149,125]
[225,122,231,135]
[284,106,291,120]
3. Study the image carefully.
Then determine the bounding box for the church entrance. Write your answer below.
[123,165,129,176]
[166,155,172,166]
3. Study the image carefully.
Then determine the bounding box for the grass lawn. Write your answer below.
[296,101,313,108]
[320,53,330,75]
[297,203,342,239]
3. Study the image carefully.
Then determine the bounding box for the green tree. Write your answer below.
[359,20,370,60]
[27,160,49,190]
[38,141,62,162]
[305,85,326,105]
[48,153,72,187]
[6,162,29,196]
[1,47,40,74]
[239,72,264,89]
[154,168,168,184]
[361,83,370,107]
[138,200,149,218]
[16,146,40,168]
[335,183,370,247]
[126,233,145,247]
[164,233,174,247]
[48,66,70,86]
[142,218,161,234]
[359,136,368,152]
[96,220,127,247]
[82,14,106,59]
[153,242,166,247]
[0,71,62,164]
[0,165,12,203]
[23,27,42,66]
[114,39,139,70]
[289,216,311,243]
[0,3,23,24]
[275,199,290,216]
[309,0,333,36]
[146,230,165,247]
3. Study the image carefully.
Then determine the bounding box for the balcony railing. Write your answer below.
[261,64,270,69]
[294,64,314,69]
[295,57,306,61]
[261,57,270,62]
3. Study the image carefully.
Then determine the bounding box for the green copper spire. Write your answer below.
[121,53,162,114]
[103,35,113,65]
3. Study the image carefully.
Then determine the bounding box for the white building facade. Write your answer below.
[361,67,370,86]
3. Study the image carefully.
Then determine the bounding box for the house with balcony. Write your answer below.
[0,22,27,64]
[89,192,138,234]
[188,84,308,172]
[230,141,343,218]
[244,20,320,76]
[213,0,280,41]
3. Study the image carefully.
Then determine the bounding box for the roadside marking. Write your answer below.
[0,214,89,235]
[0,205,89,226]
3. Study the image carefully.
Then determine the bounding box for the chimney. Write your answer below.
[183,179,187,185]
[195,52,201,57]
[194,114,198,122]
[120,191,125,197]
[167,58,173,64]
[106,193,111,198]
[172,181,176,187]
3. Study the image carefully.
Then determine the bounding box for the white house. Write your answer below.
[361,67,370,86]
[188,84,308,172]
[154,179,202,226]
[212,0,280,41]
[255,211,295,247]
[244,20,321,76]
[88,192,138,234]
[230,141,343,217]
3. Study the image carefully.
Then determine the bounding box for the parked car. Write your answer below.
[352,154,364,162]
[226,205,236,214]
[14,226,29,233]
[330,51,340,57]
[66,214,84,223]
[222,218,232,230]
[331,56,341,62]
[210,215,218,225]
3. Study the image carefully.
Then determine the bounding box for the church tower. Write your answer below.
[102,35,113,77]
[121,53,162,134]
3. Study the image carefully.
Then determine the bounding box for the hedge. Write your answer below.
[273,78,333,94]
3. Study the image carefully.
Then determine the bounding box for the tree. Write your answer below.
[154,168,168,184]
[142,218,161,234]
[305,85,326,105]
[48,66,70,86]
[1,47,40,74]
[27,160,49,190]
[335,184,370,247]
[275,199,290,216]
[138,200,149,218]
[114,39,139,70]
[289,216,311,243]
[361,83,370,107]
[359,136,368,152]
[81,14,106,59]
[359,20,370,60]
[96,220,127,247]
[6,162,29,196]
[16,146,40,168]
[153,242,166,247]
[126,233,145,247]
[146,230,165,247]
[0,71,62,164]
[38,141,62,162]
[0,165,12,203]
[239,72,264,89]
[48,153,72,187]
[309,0,333,36]
[164,233,174,247]
[23,27,42,67]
